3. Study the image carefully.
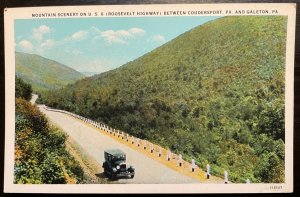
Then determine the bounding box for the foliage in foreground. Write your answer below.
[14,98,84,184]
[16,77,32,100]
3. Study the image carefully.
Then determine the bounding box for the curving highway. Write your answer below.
[38,105,199,184]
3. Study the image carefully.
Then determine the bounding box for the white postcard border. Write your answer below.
[4,3,296,193]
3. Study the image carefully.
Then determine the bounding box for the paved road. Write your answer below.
[38,106,199,184]
[30,94,39,105]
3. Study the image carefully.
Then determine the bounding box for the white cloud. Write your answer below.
[38,25,51,33]
[41,39,55,49]
[63,27,145,44]
[71,31,88,40]
[100,30,126,44]
[89,26,101,36]
[32,25,52,41]
[18,40,33,51]
[129,28,145,35]
[117,30,132,37]
[151,34,166,43]
[100,27,145,44]
[63,30,89,42]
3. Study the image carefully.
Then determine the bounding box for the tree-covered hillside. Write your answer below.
[42,16,286,183]
[16,52,84,93]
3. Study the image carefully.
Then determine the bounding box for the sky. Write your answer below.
[15,16,220,74]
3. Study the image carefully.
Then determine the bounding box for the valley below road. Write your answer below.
[38,105,199,184]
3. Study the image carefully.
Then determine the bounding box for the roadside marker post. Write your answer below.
[206,164,211,179]
[167,149,171,161]
[191,159,195,172]
[224,170,228,184]
[143,140,147,150]
[158,147,162,157]
[150,143,154,153]
[178,154,183,167]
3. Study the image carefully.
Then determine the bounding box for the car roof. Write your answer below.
[104,149,125,155]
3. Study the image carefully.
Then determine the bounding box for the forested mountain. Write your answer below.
[16,52,84,93]
[42,16,286,183]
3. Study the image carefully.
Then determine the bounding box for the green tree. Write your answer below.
[254,152,284,183]
[16,77,32,100]
[257,99,284,141]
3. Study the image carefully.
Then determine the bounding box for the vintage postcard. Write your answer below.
[4,3,296,193]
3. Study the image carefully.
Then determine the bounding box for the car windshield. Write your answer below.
[112,154,125,161]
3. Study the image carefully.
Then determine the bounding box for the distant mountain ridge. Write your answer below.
[15,52,84,92]
[81,71,100,77]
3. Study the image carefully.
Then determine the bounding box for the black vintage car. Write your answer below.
[102,149,135,179]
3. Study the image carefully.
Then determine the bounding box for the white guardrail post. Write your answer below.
[224,170,228,184]
[191,159,195,172]
[166,149,171,161]
[158,147,162,157]
[206,164,210,179]
[150,143,154,153]
[178,154,183,167]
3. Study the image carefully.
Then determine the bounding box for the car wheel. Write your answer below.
[104,170,108,177]
[130,175,134,179]
[110,173,115,179]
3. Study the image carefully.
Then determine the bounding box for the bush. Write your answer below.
[14,98,84,184]
[16,77,32,100]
